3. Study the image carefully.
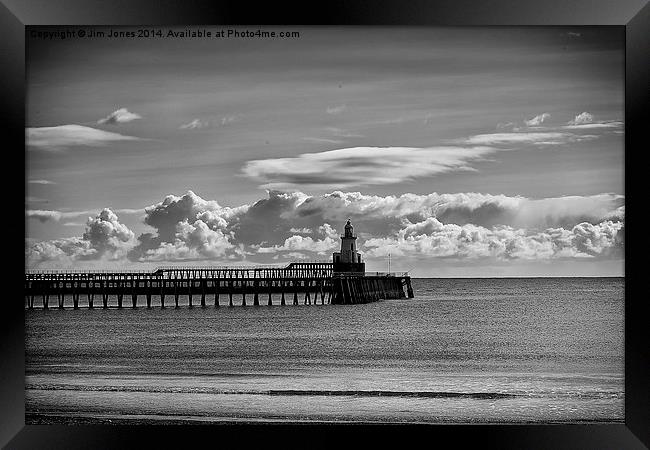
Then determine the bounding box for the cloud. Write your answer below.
[245,116,617,190]
[285,191,624,236]
[140,219,235,261]
[180,119,209,130]
[302,137,345,145]
[97,108,142,125]
[28,179,55,185]
[497,112,621,134]
[26,196,48,204]
[82,209,135,257]
[221,114,241,125]
[563,122,622,130]
[257,223,338,255]
[127,190,247,262]
[568,112,593,126]
[463,131,595,147]
[362,218,623,261]
[26,125,141,150]
[326,104,347,114]
[26,208,102,223]
[324,127,364,138]
[26,210,62,222]
[243,145,496,190]
[27,190,624,268]
[562,113,622,130]
[524,113,550,126]
[114,208,145,215]
[289,227,312,234]
[27,208,135,265]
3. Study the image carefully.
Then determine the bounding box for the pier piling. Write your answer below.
[25,262,412,309]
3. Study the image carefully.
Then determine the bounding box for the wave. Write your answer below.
[26,383,623,400]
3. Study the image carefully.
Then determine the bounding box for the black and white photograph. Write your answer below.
[23,25,627,426]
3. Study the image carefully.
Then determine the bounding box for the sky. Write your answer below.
[25,26,624,277]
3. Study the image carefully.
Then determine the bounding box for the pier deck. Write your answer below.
[24,262,413,309]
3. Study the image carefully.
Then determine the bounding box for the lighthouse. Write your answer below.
[332,219,365,273]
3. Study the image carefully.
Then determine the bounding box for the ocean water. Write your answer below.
[25,277,624,424]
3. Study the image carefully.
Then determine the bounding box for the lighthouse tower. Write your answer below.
[332,219,365,273]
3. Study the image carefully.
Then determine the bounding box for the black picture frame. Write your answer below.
[3,1,648,448]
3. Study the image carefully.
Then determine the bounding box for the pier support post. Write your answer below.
[293,280,298,305]
[146,281,151,308]
[253,279,259,306]
[304,280,311,305]
[280,281,286,306]
[267,280,272,305]
[160,280,165,308]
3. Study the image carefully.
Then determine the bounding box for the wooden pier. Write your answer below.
[24,262,414,309]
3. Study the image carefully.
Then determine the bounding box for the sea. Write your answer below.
[25,277,624,424]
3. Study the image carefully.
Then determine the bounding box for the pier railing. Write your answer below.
[333,271,409,278]
[24,262,414,309]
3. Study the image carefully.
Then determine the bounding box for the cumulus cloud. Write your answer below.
[26,190,624,268]
[180,119,209,130]
[290,227,312,234]
[524,113,551,126]
[127,190,247,262]
[362,217,623,261]
[82,209,136,257]
[134,190,623,262]
[26,125,141,150]
[243,146,497,190]
[568,112,594,126]
[27,208,135,265]
[141,219,234,261]
[563,113,622,130]
[97,108,142,125]
[257,223,338,255]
